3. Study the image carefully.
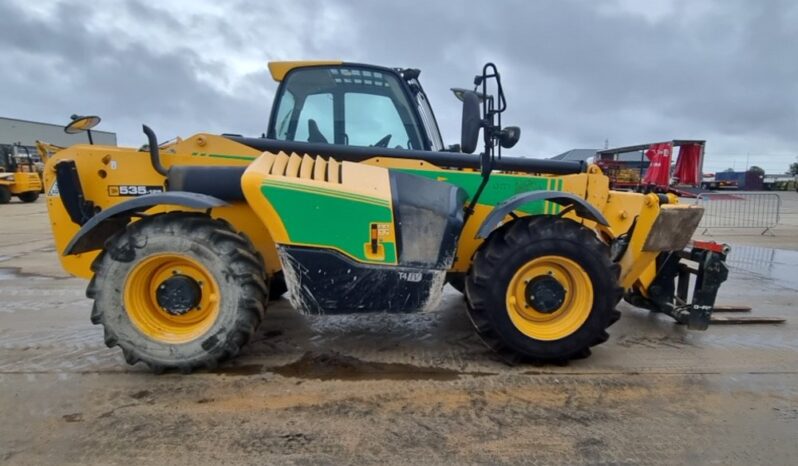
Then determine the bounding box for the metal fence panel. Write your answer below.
[695,193,781,234]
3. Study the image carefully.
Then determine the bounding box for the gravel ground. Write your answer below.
[1,193,797,465]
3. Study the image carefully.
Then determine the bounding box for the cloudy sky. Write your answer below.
[1,0,796,173]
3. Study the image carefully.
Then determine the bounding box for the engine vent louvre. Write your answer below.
[263,151,342,184]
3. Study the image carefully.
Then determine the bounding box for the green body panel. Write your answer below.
[260,180,397,264]
[394,169,563,214]
[259,168,565,264]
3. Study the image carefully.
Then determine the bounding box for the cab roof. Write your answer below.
[267,60,343,82]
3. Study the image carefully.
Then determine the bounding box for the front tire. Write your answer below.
[87,213,267,373]
[466,216,620,363]
[0,186,11,204]
[18,191,39,203]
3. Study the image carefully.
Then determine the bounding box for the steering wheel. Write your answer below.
[373,134,392,148]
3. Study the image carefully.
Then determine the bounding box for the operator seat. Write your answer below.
[307,119,328,144]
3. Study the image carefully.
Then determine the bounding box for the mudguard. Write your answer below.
[63,192,227,255]
[476,190,609,238]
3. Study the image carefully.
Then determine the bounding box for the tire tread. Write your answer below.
[465,216,620,363]
[87,212,267,373]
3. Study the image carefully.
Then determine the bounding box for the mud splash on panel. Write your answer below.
[270,351,492,381]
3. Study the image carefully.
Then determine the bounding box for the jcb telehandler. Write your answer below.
[41,61,730,373]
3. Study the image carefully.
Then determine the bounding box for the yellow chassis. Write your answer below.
[41,132,702,303]
[0,172,42,196]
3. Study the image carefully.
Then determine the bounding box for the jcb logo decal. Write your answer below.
[108,185,164,197]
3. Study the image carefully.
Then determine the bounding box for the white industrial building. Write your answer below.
[1,116,117,160]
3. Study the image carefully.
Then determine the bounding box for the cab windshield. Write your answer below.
[269,66,427,150]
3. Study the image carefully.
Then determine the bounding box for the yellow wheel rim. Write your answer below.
[124,254,220,344]
[505,255,593,341]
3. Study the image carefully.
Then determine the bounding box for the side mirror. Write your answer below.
[460,91,481,154]
[500,126,521,149]
[64,114,101,134]
[64,114,101,145]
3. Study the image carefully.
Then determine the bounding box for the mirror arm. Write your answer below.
[461,62,515,226]
[462,160,492,228]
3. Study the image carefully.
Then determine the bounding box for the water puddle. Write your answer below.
[726,245,798,292]
[215,364,265,376]
[215,352,493,381]
[271,352,484,381]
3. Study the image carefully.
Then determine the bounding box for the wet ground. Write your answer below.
[2,194,798,465]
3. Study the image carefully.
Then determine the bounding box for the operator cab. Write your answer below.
[266,62,445,152]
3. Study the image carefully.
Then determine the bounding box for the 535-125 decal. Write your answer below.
[108,185,164,197]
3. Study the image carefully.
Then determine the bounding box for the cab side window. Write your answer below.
[273,91,295,140]
[345,93,412,149]
[295,93,334,143]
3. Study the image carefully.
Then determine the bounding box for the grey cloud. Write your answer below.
[0,0,796,171]
[0,0,272,144]
[340,0,797,163]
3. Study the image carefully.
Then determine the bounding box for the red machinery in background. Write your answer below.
[595,140,705,196]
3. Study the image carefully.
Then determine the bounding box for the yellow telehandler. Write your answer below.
[40,61,733,372]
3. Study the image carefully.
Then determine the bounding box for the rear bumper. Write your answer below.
[9,172,42,193]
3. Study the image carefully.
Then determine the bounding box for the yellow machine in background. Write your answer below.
[0,144,42,203]
[39,61,731,373]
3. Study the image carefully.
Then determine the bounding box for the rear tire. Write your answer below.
[0,186,11,204]
[87,213,267,373]
[18,191,39,203]
[466,216,621,363]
